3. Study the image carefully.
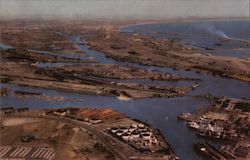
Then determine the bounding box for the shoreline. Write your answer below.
[115,17,250,30]
[0,107,178,159]
[178,97,250,160]
[85,28,250,82]
[1,49,195,99]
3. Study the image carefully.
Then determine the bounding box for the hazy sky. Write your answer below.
[0,0,249,20]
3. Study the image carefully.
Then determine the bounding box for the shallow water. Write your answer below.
[1,20,250,160]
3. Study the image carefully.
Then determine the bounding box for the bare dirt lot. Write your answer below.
[0,107,178,160]
[1,116,116,160]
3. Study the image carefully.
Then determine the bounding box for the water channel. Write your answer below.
[1,20,250,160]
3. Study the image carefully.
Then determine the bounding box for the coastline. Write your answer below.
[116,17,250,30]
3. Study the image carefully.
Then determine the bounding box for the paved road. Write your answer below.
[3,114,130,160]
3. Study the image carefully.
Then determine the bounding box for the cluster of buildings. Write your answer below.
[179,97,250,141]
[213,97,250,112]
[187,119,239,140]
[107,123,166,153]
[179,97,250,159]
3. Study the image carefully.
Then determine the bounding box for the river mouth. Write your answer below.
[122,20,250,58]
[1,19,250,160]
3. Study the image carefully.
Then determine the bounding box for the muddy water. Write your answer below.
[1,20,250,160]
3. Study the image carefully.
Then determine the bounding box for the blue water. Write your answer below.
[122,20,250,57]
[1,20,250,160]
[1,83,211,159]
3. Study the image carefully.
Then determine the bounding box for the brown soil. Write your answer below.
[0,108,177,159]
[1,20,249,82]
[1,49,194,99]
[78,108,127,121]
[86,28,250,82]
